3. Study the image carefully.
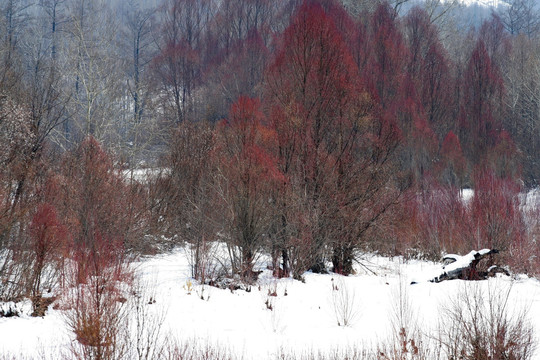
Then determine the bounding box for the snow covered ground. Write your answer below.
[1,248,540,359]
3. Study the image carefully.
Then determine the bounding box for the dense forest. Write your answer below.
[2,0,540,308]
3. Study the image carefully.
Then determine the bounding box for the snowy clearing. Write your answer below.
[1,247,539,359]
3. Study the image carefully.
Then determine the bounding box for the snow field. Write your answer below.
[0,248,539,359]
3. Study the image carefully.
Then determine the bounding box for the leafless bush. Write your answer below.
[439,282,536,360]
[0,337,239,360]
[162,339,240,360]
[378,274,441,360]
[64,280,130,360]
[390,275,416,340]
[0,349,57,360]
[126,275,168,360]
[378,326,441,360]
[276,347,373,360]
[186,238,220,284]
[261,281,278,310]
[195,280,212,301]
[61,258,170,360]
[0,248,32,301]
[330,277,358,327]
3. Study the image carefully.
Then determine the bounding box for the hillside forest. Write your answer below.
[2,0,540,307]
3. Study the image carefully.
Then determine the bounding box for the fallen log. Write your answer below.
[432,249,509,283]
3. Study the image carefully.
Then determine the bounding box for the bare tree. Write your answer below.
[153,0,216,124]
[154,120,219,273]
[421,0,462,24]
[61,0,123,147]
[501,34,540,186]
[0,0,31,91]
[0,94,34,300]
[118,1,162,167]
[39,0,68,61]
[499,0,540,38]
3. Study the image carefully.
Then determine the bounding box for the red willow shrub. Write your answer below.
[398,169,533,274]
[28,203,68,304]
[471,169,528,273]
[50,136,145,252]
[65,232,132,360]
[396,182,471,260]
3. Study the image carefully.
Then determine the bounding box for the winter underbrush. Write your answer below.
[388,182,540,279]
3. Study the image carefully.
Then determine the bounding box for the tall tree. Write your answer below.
[0,94,33,247]
[266,1,359,275]
[504,34,540,185]
[214,96,281,281]
[159,120,216,278]
[266,1,400,276]
[0,94,39,300]
[204,30,269,122]
[499,0,540,38]
[119,1,161,166]
[459,39,505,165]
[0,0,31,91]
[437,131,467,187]
[38,0,68,62]
[364,3,407,109]
[153,0,215,124]
[404,7,452,138]
[63,0,123,147]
